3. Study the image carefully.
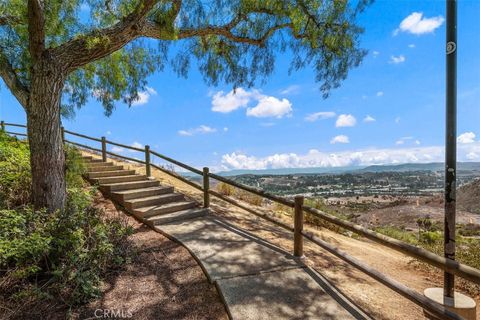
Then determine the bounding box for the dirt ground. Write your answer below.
[74,193,228,320]
[358,203,480,229]
[112,157,480,320]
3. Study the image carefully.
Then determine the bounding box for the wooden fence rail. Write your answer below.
[2,121,478,320]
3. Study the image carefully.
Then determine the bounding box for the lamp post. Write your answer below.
[444,0,457,302]
[423,2,477,319]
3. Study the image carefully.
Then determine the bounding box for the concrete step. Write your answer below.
[101,180,160,192]
[88,158,104,163]
[93,175,147,185]
[88,170,136,179]
[135,201,197,218]
[87,161,113,168]
[145,208,208,226]
[87,165,123,172]
[82,156,93,160]
[111,186,174,201]
[125,193,184,210]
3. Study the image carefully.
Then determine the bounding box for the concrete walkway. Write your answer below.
[82,155,371,319]
[155,215,372,320]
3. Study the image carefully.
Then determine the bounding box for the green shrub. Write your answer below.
[374,225,418,244]
[0,189,133,305]
[65,145,87,188]
[0,133,133,307]
[0,132,31,208]
[419,231,442,244]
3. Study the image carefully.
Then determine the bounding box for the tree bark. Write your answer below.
[27,60,66,212]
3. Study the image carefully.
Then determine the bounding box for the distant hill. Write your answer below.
[216,166,364,176]
[214,162,480,176]
[354,162,480,173]
[458,178,480,214]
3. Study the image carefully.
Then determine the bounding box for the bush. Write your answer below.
[303,198,349,234]
[0,132,31,208]
[419,231,442,244]
[0,133,133,307]
[374,225,418,244]
[0,189,133,306]
[65,144,87,188]
[216,182,234,196]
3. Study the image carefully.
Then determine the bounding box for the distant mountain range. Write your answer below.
[215,162,480,176]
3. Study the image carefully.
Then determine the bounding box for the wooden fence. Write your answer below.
[2,121,479,320]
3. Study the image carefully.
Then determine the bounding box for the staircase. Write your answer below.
[82,155,208,225]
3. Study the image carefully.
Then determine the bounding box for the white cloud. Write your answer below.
[223,127,229,132]
[336,114,357,128]
[376,91,384,97]
[280,85,301,95]
[131,142,144,149]
[111,146,124,153]
[106,130,112,135]
[178,125,217,136]
[467,152,479,160]
[408,44,416,48]
[246,96,292,118]
[394,12,444,35]
[132,87,157,106]
[390,55,406,64]
[330,135,350,144]
[219,142,480,171]
[396,136,417,146]
[211,88,257,113]
[305,111,336,122]
[211,87,292,118]
[372,51,380,58]
[457,132,476,144]
[363,115,376,123]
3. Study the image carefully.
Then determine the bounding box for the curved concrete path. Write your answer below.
[154,214,372,320]
[82,154,371,319]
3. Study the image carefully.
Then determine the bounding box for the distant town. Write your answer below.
[190,162,480,198]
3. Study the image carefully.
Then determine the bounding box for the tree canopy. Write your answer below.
[0,0,371,117]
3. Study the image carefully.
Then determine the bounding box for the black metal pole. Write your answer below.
[444,0,457,301]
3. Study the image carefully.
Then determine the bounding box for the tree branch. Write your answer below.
[0,15,22,26]
[51,0,162,72]
[0,49,29,107]
[141,13,293,47]
[178,22,293,46]
[27,0,45,63]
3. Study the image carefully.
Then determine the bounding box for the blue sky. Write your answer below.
[1,0,479,172]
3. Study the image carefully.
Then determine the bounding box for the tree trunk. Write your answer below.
[27,61,66,212]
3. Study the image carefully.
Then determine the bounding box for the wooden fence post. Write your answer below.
[145,145,151,177]
[101,136,107,162]
[1,121,4,132]
[61,126,65,143]
[203,167,210,208]
[294,195,305,257]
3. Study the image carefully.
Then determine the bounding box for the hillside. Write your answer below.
[214,162,480,176]
[458,178,480,214]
